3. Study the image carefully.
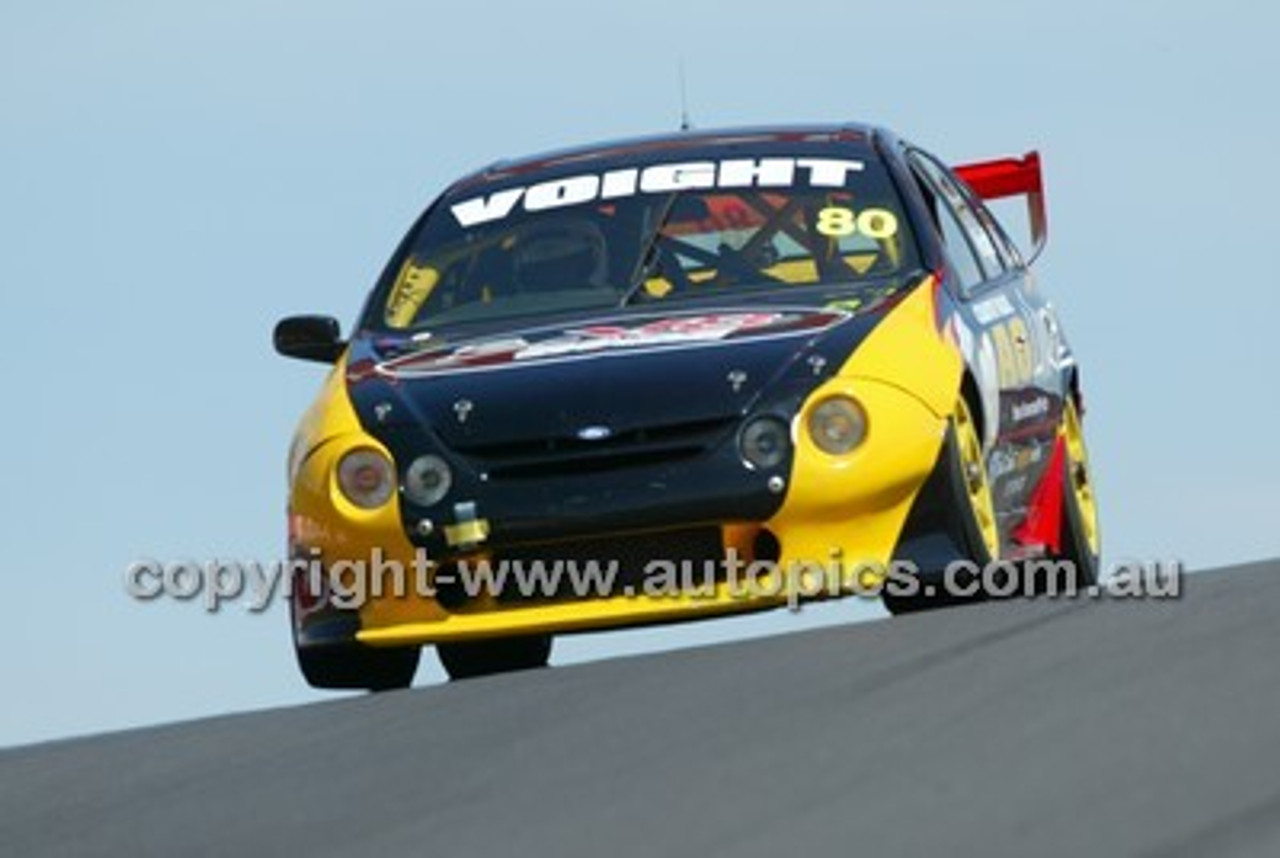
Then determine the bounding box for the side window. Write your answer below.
[916,151,1034,285]
[937,161,1007,279]
[972,198,1024,269]
[910,155,985,290]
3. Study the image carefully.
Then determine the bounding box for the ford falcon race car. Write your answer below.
[275,123,1100,689]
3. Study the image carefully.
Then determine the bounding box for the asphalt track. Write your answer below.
[4,561,1279,857]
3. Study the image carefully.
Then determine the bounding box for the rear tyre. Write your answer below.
[437,634,553,681]
[296,644,420,691]
[883,397,997,615]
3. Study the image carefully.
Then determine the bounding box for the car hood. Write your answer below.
[344,299,898,452]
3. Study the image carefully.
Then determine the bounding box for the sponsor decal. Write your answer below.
[1000,473,1030,501]
[989,442,1047,482]
[379,311,847,378]
[450,157,866,227]
[518,313,780,360]
[1011,395,1050,423]
[1023,444,1045,468]
[989,449,1016,481]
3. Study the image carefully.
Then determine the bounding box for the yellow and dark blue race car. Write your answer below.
[274,124,1100,689]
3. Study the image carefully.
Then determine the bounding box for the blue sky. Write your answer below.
[3,0,1277,748]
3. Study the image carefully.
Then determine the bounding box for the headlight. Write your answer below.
[404,454,453,507]
[336,448,395,509]
[808,396,867,455]
[739,416,791,470]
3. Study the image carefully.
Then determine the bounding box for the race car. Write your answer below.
[274,123,1100,689]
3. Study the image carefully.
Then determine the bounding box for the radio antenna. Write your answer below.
[678,57,692,131]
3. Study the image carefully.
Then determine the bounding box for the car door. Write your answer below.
[907,150,1060,543]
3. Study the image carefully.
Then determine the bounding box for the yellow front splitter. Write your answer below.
[354,567,889,646]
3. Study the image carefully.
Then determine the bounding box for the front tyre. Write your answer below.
[1053,397,1101,588]
[883,397,997,615]
[437,634,553,681]
[296,643,420,691]
[950,395,1001,565]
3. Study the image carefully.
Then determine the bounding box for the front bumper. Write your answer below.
[289,376,947,647]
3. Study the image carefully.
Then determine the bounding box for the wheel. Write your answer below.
[296,643,420,691]
[883,396,997,615]
[1052,397,1100,587]
[951,395,1001,564]
[437,634,553,681]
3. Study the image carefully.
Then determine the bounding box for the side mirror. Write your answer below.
[273,315,346,364]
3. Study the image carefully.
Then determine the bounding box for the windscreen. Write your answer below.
[374,147,921,331]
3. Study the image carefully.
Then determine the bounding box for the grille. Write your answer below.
[491,526,726,603]
[453,418,736,480]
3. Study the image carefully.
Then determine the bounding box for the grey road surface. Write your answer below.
[3,561,1279,857]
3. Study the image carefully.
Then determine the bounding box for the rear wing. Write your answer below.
[954,151,1047,263]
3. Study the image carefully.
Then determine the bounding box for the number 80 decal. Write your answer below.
[989,317,1035,387]
[814,206,899,239]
